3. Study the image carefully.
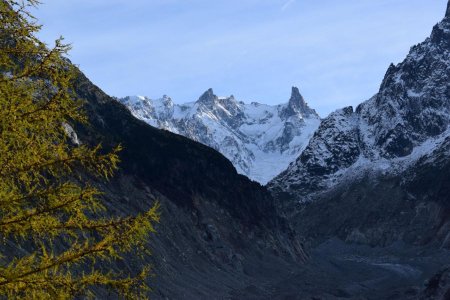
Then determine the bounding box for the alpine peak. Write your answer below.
[289,86,307,110]
[197,88,217,105]
[282,86,318,118]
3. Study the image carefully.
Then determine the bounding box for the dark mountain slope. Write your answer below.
[75,77,271,224]
[290,134,450,248]
[262,132,450,299]
[269,2,450,244]
[69,70,307,298]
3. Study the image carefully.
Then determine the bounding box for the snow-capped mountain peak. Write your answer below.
[269,7,450,201]
[119,87,321,184]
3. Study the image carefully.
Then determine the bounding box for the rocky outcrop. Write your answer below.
[280,87,318,119]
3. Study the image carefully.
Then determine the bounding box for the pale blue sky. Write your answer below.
[33,0,447,116]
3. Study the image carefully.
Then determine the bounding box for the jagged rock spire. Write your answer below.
[289,86,307,111]
[282,86,318,118]
[197,88,217,105]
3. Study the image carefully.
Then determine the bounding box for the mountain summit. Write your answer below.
[197,88,216,105]
[119,87,320,184]
[270,3,450,199]
[282,87,318,119]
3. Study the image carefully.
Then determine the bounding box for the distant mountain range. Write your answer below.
[119,87,320,184]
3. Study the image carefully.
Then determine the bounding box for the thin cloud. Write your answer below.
[281,0,296,11]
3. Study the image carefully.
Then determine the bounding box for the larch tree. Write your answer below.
[0,0,159,298]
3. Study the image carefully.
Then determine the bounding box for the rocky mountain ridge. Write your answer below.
[119,87,320,184]
[269,6,450,202]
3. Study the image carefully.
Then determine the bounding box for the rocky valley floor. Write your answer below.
[261,239,450,300]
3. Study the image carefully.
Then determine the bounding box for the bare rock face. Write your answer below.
[280,87,318,119]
